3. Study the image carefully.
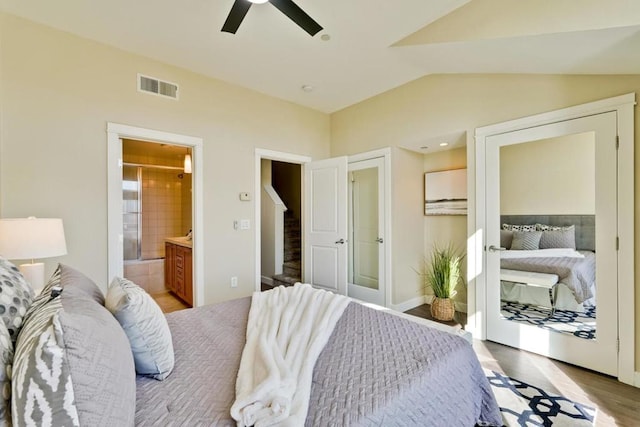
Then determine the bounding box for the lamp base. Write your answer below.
[18,262,45,295]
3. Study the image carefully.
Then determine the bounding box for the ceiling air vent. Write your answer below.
[137,74,179,100]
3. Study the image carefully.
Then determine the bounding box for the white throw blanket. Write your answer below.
[501,248,585,259]
[230,283,350,427]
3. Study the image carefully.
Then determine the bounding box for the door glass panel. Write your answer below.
[123,165,141,261]
[349,167,379,289]
[498,131,597,340]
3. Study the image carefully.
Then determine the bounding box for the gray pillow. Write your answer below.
[12,283,136,427]
[510,231,542,250]
[106,277,174,380]
[0,322,12,425]
[0,257,34,342]
[500,230,514,249]
[540,228,576,249]
[60,264,105,305]
[502,223,536,232]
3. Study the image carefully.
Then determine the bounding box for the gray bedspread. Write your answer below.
[136,298,501,426]
[500,251,596,303]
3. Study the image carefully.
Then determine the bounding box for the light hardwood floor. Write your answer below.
[406,304,640,427]
[152,291,190,313]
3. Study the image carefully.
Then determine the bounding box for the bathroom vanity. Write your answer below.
[165,237,193,306]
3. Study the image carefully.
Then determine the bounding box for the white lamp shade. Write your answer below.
[0,217,67,260]
[184,154,192,174]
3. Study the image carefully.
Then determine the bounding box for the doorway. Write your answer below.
[471,94,635,384]
[255,148,392,308]
[107,123,204,307]
[121,139,193,308]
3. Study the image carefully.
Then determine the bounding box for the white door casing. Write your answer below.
[485,113,618,376]
[107,123,204,306]
[303,156,348,294]
[347,157,385,306]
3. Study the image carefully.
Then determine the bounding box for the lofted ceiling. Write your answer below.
[1,0,640,113]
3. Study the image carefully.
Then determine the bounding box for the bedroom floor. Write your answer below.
[405,305,640,426]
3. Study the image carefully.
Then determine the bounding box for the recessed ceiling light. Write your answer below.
[301,85,314,92]
[248,0,269,3]
[439,142,449,147]
[321,34,331,41]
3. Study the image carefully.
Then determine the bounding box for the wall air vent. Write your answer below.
[137,74,179,100]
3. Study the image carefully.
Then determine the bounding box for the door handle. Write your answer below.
[488,245,506,252]
[375,237,384,243]
[335,238,346,245]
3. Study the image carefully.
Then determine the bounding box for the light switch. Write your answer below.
[240,219,250,230]
[239,192,251,201]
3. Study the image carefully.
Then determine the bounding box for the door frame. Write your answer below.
[107,123,205,306]
[254,148,393,308]
[254,149,312,292]
[348,148,392,308]
[468,93,635,385]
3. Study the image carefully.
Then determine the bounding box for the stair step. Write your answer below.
[272,274,301,287]
[283,260,301,277]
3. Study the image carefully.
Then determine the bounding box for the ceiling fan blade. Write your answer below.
[269,0,323,36]
[221,0,252,34]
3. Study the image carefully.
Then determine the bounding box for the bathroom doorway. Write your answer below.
[121,139,194,311]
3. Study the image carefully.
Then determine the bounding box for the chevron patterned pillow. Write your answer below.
[510,231,542,250]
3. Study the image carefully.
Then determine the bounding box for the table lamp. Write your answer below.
[0,217,67,293]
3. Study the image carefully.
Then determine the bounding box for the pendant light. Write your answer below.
[184,153,192,174]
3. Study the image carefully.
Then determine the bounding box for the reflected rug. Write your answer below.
[486,370,596,426]
[500,301,596,340]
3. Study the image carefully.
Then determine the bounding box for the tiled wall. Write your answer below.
[123,259,165,294]
[141,168,184,259]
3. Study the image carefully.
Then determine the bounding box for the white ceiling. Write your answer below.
[1,0,640,113]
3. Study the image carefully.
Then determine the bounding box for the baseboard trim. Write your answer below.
[390,296,427,313]
[261,276,273,286]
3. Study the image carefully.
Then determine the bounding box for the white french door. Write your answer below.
[485,112,618,376]
[347,158,386,306]
[303,157,348,295]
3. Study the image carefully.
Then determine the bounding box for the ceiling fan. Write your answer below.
[222,0,323,36]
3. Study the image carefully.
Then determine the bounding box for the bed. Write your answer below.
[3,262,502,427]
[499,215,596,312]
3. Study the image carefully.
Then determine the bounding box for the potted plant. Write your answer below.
[420,243,464,321]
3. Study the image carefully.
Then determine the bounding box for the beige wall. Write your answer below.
[331,73,640,369]
[0,13,330,304]
[500,133,595,215]
[423,147,468,311]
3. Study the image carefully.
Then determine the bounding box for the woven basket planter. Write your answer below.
[430,296,455,321]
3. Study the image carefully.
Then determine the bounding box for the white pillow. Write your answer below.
[105,277,174,380]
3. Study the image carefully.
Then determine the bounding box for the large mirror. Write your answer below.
[497,132,597,341]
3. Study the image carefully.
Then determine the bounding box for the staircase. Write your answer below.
[272,212,301,287]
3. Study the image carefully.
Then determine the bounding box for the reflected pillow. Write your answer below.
[502,223,536,232]
[510,231,542,250]
[540,228,576,249]
[536,223,574,231]
[500,230,514,250]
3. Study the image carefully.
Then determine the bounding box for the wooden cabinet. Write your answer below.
[165,241,193,306]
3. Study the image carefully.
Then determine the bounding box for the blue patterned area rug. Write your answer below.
[486,370,596,426]
[501,301,596,340]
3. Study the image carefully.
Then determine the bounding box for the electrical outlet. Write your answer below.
[231,276,238,288]
[240,219,250,230]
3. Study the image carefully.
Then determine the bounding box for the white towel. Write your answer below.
[230,283,350,427]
